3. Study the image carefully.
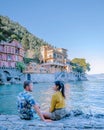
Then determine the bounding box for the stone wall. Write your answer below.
[25,72,87,83]
[25,73,55,83]
[0,67,87,84]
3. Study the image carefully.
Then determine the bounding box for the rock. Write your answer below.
[0,115,104,130]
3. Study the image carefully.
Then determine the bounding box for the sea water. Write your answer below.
[0,74,104,128]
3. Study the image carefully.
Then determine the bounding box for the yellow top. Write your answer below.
[49,91,65,112]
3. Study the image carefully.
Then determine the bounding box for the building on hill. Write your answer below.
[24,45,72,74]
[40,45,71,73]
[40,45,68,64]
[0,40,24,68]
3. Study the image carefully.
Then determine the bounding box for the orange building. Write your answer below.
[41,45,68,64]
[40,45,71,73]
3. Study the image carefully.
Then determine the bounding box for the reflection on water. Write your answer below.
[0,76,104,116]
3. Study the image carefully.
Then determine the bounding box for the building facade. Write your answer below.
[40,45,71,73]
[41,45,68,64]
[0,40,24,68]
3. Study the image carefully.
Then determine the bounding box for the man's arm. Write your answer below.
[34,105,46,121]
[34,105,52,122]
[28,94,52,121]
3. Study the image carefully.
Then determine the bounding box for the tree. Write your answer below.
[21,34,29,51]
[11,34,18,40]
[70,58,90,73]
[86,63,90,71]
[16,62,26,72]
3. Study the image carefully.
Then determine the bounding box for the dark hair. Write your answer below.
[54,81,65,98]
[23,80,32,89]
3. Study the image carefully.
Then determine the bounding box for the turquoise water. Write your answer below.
[0,74,104,116]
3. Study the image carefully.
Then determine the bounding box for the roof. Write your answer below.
[0,40,23,49]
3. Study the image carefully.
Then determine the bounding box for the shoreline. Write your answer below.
[0,72,87,85]
[0,114,104,130]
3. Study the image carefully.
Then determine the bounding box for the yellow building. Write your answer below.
[40,45,71,73]
[24,45,71,74]
[41,45,68,64]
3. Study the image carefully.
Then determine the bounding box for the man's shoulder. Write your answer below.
[18,91,29,98]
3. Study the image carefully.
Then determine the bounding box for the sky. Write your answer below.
[0,0,104,74]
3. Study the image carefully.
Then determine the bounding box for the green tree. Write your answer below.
[11,34,18,40]
[16,62,26,72]
[0,15,52,61]
[21,34,29,51]
[70,58,90,73]
[23,57,34,64]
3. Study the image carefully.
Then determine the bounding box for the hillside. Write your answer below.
[0,15,51,62]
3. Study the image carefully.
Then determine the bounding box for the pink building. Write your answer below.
[0,40,24,67]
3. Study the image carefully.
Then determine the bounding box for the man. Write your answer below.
[17,80,51,122]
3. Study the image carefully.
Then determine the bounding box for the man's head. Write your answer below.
[23,80,33,92]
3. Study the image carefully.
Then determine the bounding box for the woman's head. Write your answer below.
[54,81,65,98]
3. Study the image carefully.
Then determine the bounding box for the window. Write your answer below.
[7,55,11,60]
[0,54,2,59]
[16,55,18,61]
[7,46,10,52]
[15,48,19,54]
[5,46,8,52]
[12,48,14,53]
[0,46,3,52]
[53,53,56,58]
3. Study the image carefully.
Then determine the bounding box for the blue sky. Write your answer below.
[0,0,104,74]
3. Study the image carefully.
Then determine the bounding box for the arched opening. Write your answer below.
[3,71,11,81]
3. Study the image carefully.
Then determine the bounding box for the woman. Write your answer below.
[43,81,68,120]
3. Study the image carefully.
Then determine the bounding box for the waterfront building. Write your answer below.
[0,40,24,68]
[24,45,71,74]
[40,45,68,64]
[40,45,71,73]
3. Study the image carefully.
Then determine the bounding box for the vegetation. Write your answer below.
[70,58,90,73]
[0,15,90,73]
[16,62,26,72]
[0,15,50,62]
[23,57,40,64]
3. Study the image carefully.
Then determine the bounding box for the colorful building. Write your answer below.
[0,40,24,68]
[40,45,68,64]
[24,45,71,74]
[40,45,71,73]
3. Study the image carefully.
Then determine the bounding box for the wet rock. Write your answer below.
[0,115,104,130]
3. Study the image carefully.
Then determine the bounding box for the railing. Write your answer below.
[0,67,17,70]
